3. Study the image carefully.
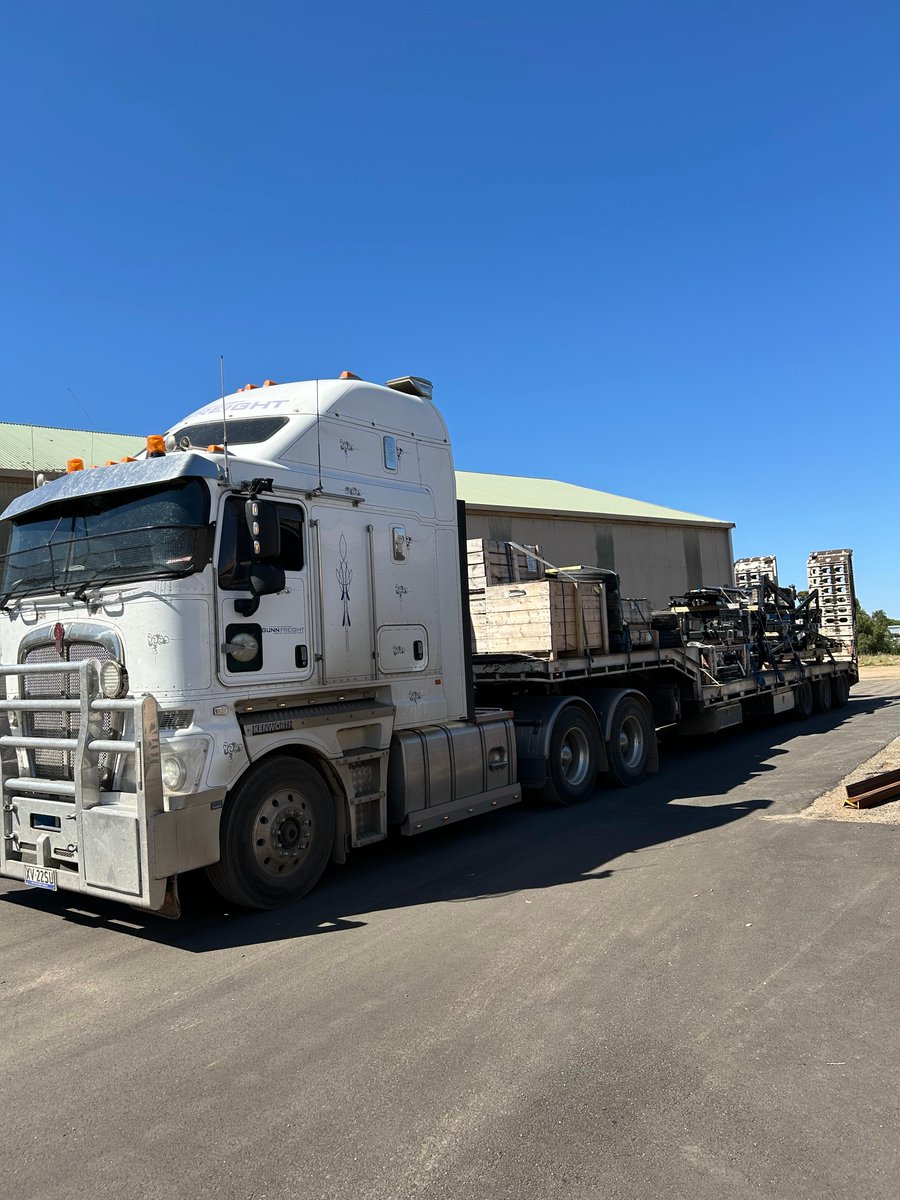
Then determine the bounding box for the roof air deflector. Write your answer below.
[385,376,433,401]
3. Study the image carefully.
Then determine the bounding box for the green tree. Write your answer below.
[856,602,900,655]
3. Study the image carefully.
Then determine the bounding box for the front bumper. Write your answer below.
[0,657,222,916]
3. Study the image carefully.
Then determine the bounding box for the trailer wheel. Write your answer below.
[606,697,652,787]
[206,756,335,909]
[831,673,851,708]
[793,680,813,720]
[539,707,599,807]
[811,678,833,713]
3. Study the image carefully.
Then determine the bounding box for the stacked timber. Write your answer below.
[469,578,608,658]
[807,548,856,655]
[467,539,542,591]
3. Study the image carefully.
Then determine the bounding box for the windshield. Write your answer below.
[0,478,212,602]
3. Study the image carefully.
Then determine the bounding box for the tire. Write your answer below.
[793,680,813,720]
[811,678,833,714]
[539,707,600,807]
[606,697,653,787]
[831,673,851,708]
[206,756,335,909]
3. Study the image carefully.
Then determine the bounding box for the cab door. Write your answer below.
[308,503,375,684]
[215,496,314,686]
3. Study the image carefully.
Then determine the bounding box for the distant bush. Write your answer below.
[857,604,900,655]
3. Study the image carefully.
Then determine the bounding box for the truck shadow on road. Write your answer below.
[2,692,895,952]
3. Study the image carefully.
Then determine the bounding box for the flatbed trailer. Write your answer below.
[469,643,856,801]
[473,643,854,701]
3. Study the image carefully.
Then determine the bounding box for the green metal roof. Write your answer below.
[0,422,144,473]
[455,470,732,528]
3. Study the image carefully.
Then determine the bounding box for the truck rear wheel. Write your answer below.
[811,678,833,713]
[207,756,335,909]
[605,697,652,787]
[793,680,813,719]
[539,707,599,807]
[832,673,851,708]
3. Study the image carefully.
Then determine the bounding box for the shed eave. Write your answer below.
[462,501,734,530]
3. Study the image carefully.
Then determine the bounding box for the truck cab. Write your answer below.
[0,376,519,915]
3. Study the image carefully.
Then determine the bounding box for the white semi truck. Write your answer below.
[0,374,857,916]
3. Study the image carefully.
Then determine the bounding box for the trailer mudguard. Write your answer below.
[510,695,607,788]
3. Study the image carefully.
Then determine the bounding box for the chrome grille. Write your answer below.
[22,642,115,781]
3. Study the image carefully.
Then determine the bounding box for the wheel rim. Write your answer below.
[252,789,315,878]
[618,715,645,770]
[559,727,591,787]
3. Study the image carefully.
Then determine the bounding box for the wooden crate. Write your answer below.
[470,579,607,658]
[467,539,542,591]
[628,628,655,647]
[621,597,652,625]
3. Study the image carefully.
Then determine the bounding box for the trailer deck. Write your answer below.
[472,645,857,711]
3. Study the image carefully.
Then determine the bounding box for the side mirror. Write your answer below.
[235,563,286,616]
[234,504,284,617]
[245,498,280,561]
[249,563,285,596]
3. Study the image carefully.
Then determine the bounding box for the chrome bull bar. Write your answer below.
[0,658,175,915]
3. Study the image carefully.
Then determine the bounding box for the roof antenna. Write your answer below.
[315,377,323,492]
[66,386,95,468]
[29,425,36,488]
[220,355,229,477]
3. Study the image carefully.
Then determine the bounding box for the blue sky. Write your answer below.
[3,2,898,612]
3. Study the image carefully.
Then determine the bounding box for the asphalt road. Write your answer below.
[1,673,899,1200]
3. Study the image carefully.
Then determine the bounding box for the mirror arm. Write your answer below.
[234,587,261,617]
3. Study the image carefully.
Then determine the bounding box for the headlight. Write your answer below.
[161,754,188,792]
[159,737,211,795]
[99,661,127,698]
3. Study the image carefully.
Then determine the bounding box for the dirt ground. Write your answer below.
[801,664,900,825]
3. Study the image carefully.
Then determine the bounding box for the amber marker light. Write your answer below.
[120,456,136,463]
[339,370,362,380]
[262,379,277,386]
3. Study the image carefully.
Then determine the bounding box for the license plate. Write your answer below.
[23,865,57,892]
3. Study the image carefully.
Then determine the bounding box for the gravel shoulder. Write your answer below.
[799,665,900,824]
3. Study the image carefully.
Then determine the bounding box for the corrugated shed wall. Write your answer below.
[464,510,734,609]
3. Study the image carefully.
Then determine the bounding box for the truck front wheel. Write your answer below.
[605,697,652,787]
[207,756,335,909]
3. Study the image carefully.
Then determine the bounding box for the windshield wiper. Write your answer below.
[0,573,52,607]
